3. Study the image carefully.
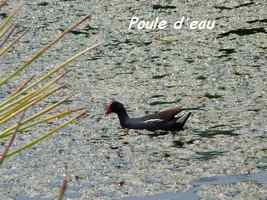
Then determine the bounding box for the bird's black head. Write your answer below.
[105,101,125,115]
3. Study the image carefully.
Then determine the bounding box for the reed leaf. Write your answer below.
[0,29,26,57]
[0,4,98,160]
[0,41,101,109]
[0,24,15,48]
[10,75,35,95]
[0,111,26,165]
[58,175,69,200]
[0,15,90,86]
[5,111,86,158]
[0,3,22,36]
[0,107,84,139]
[0,71,65,113]
[0,85,63,124]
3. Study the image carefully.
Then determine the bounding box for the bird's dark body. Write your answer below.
[121,117,186,131]
[106,101,191,132]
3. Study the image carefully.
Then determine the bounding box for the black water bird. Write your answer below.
[105,100,191,132]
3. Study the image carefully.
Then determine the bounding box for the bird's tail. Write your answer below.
[176,112,192,130]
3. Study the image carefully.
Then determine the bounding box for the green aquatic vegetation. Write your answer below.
[192,150,226,161]
[193,128,239,138]
[204,92,224,99]
[149,98,181,106]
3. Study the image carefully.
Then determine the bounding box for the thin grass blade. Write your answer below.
[0,85,63,124]
[0,111,25,165]
[0,15,90,86]
[0,29,26,57]
[5,111,86,158]
[0,41,102,108]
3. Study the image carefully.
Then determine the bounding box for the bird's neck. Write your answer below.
[116,109,129,125]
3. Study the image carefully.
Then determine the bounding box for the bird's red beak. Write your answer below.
[105,102,112,115]
[105,109,111,115]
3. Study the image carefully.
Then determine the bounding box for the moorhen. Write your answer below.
[105,101,191,132]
